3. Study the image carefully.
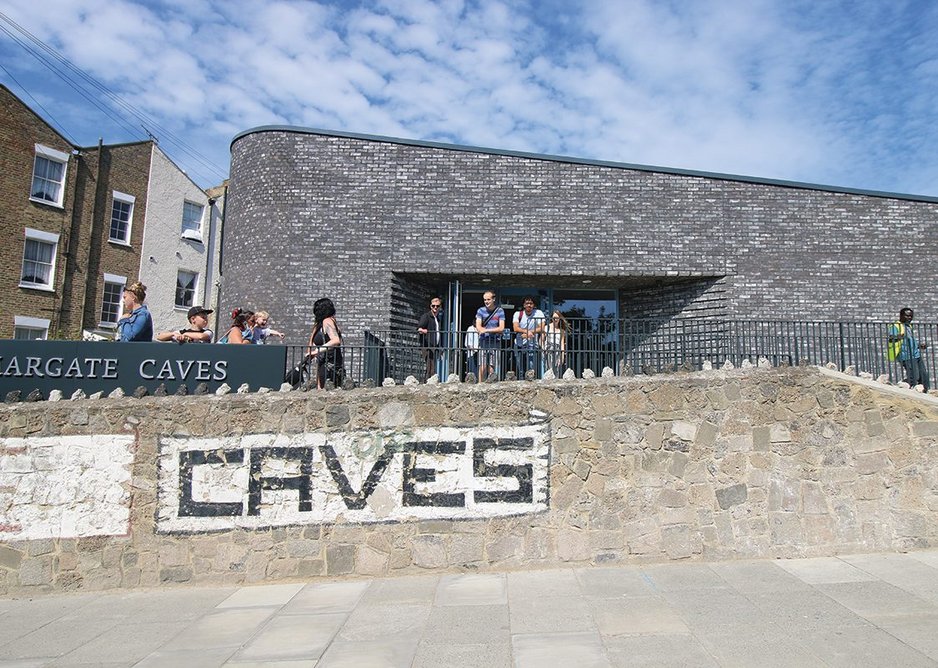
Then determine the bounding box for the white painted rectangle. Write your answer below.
[0,435,134,540]
[157,425,549,533]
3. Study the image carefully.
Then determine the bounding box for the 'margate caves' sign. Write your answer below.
[0,341,286,396]
[157,425,550,532]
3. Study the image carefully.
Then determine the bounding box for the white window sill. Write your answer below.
[107,238,132,248]
[97,322,118,329]
[29,197,64,209]
[181,231,203,243]
[19,282,54,292]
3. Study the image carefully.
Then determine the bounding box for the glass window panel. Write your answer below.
[100,281,124,324]
[109,199,132,242]
[182,202,203,234]
[175,270,197,307]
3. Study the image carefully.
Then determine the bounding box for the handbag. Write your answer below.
[284,355,311,387]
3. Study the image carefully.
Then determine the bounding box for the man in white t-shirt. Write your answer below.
[512,295,545,378]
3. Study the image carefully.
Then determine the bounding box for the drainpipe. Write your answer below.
[76,138,104,337]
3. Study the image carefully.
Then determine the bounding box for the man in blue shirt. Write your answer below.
[475,290,505,382]
[888,307,930,391]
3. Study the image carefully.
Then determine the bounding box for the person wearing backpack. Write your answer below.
[512,295,545,378]
[888,307,930,391]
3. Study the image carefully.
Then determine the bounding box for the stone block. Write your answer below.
[911,421,938,438]
[715,483,747,510]
[0,544,23,570]
[752,425,770,451]
[801,481,829,514]
[557,530,590,562]
[159,566,193,583]
[594,418,613,442]
[671,420,697,441]
[855,452,890,476]
[661,524,700,559]
[356,545,389,575]
[411,535,447,568]
[657,488,688,508]
[326,544,356,575]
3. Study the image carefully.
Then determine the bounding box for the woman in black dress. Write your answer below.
[306,298,344,388]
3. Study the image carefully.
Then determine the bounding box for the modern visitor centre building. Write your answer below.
[220,126,938,377]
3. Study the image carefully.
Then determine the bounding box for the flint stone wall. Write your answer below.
[1,366,937,595]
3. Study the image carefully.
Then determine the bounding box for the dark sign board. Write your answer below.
[0,341,287,399]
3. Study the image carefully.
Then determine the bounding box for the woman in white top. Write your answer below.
[542,310,567,377]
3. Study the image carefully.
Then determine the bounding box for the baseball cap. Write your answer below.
[187,306,213,319]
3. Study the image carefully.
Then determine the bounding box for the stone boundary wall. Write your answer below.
[1,366,937,595]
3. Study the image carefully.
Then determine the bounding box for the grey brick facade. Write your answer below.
[222,127,938,343]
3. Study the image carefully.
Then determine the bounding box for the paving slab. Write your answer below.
[412,640,512,668]
[215,582,305,609]
[800,624,938,668]
[604,633,718,668]
[317,635,420,668]
[816,580,938,619]
[280,580,370,615]
[335,601,430,642]
[228,612,347,662]
[696,629,827,668]
[575,566,657,598]
[508,593,597,634]
[420,603,510,644]
[588,595,690,636]
[640,563,727,591]
[507,568,581,600]
[512,631,610,668]
[774,556,877,584]
[659,587,774,633]
[707,559,815,593]
[148,606,278,651]
[48,621,189,666]
[435,573,507,606]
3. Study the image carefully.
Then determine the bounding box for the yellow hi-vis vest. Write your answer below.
[888,322,905,361]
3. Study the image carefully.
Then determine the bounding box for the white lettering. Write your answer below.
[156,360,174,380]
[24,357,43,378]
[175,360,195,379]
[102,358,118,379]
[85,358,102,377]
[213,360,228,381]
[139,359,156,380]
[64,358,83,378]
[3,357,22,377]
[45,358,63,378]
[195,360,212,381]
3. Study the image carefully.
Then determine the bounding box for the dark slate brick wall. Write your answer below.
[221,129,938,343]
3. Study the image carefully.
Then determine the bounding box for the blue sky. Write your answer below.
[2,0,936,196]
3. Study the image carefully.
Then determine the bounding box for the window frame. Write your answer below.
[30,144,69,208]
[13,315,50,340]
[181,201,204,241]
[99,272,127,329]
[19,228,60,292]
[108,191,135,245]
[175,269,199,309]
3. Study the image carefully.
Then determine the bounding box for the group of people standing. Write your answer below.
[419,291,569,382]
[115,282,284,346]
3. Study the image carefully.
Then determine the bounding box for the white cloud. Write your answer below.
[0,0,936,195]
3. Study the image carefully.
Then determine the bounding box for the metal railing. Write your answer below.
[279,318,936,388]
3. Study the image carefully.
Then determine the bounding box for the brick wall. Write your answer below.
[221,129,938,343]
[0,86,79,338]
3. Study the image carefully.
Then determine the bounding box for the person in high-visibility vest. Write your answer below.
[888,307,930,391]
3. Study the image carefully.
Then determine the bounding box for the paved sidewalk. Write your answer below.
[1,550,938,667]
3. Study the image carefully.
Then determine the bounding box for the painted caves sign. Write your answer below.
[157,425,550,532]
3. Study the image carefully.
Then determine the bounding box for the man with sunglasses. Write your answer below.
[417,297,444,380]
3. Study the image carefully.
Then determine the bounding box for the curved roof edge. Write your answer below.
[231,125,938,204]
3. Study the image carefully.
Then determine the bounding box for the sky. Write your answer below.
[1,0,936,196]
